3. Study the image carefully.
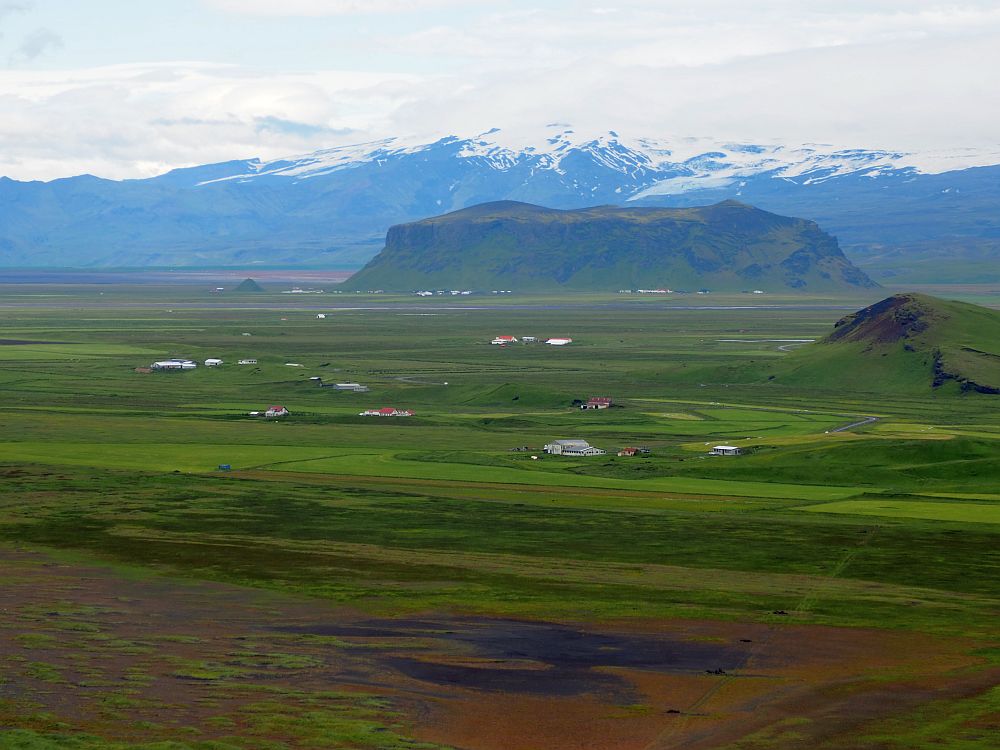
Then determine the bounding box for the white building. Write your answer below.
[710,445,743,456]
[205,358,223,367]
[543,439,606,456]
[316,314,327,319]
[151,359,197,371]
[492,335,518,345]
[545,337,573,346]
[335,382,370,392]
[238,358,258,365]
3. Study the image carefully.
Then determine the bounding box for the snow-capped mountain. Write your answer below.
[2,126,999,281]
[198,126,998,190]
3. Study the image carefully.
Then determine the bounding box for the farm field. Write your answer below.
[0,282,997,750]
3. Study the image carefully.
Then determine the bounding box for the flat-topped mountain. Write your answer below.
[773,293,1000,394]
[346,200,877,292]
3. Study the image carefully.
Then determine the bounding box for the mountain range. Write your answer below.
[2,126,999,281]
[348,200,877,293]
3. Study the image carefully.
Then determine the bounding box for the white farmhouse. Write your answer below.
[543,439,606,456]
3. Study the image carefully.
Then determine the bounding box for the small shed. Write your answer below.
[205,358,223,367]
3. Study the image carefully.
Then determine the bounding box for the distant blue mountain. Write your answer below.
[1,127,998,282]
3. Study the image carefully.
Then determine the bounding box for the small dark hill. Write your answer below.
[770,293,1000,394]
[346,200,877,292]
[235,278,264,293]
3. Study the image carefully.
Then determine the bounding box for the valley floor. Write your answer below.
[0,284,997,749]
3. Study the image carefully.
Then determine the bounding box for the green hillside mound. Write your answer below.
[235,278,264,292]
[346,200,877,292]
[771,293,1000,394]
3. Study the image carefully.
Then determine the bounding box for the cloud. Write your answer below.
[8,26,62,64]
[1,1,998,180]
[204,0,458,15]
[0,63,423,180]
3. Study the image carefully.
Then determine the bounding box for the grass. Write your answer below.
[0,283,997,748]
[799,499,1000,524]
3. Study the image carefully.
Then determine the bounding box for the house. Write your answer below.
[581,397,613,410]
[205,358,223,367]
[334,382,370,393]
[316,314,327,319]
[359,408,413,417]
[151,359,197,371]
[710,445,743,456]
[545,338,573,346]
[522,336,537,343]
[238,358,258,365]
[492,335,518,345]
[618,447,639,457]
[265,406,289,418]
[543,439,606,456]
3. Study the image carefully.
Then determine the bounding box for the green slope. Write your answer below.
[768,293,1000,394]
[345,199,878,292]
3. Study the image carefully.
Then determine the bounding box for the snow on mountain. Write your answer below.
[197,125,1000,198]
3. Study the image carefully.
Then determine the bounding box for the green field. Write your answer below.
[0,283,997,750]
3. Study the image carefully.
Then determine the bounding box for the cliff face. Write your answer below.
[347,200,878,292]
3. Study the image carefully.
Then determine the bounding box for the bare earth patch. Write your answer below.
[0,545,995,749]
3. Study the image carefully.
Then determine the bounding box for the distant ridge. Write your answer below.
[346,200,877,292]
[771,293,1000,394]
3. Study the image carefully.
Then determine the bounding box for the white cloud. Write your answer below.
[0,63,425,180]
[204,0,458,15]
[1,1,998,179]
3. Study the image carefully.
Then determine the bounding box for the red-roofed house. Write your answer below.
[265,406,289,418]
[581,397,613,410]
[491,335,518,345]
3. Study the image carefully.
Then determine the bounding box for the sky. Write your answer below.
[1,0,999,180]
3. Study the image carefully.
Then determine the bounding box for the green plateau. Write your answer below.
[347,199,879,292]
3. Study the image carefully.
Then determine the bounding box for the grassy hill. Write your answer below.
[767,293,1000,394]
[345,200,878,292]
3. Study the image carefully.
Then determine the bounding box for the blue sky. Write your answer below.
[2,1,999,180]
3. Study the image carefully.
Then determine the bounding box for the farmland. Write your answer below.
[0,281,998,750]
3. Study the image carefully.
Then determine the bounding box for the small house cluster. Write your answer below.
[359,408,414,417]
[491,335,572,346]
[249,405,289,418]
